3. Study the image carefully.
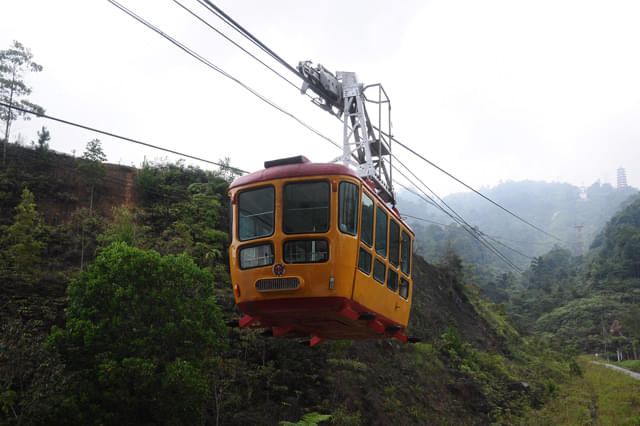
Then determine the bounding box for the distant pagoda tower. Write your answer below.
[579,186,588,201]
[617,167,628,190]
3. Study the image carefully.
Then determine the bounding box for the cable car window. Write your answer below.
[283,181,330,234]
[375,206,388,257]
[238,186,274,241]
[387,268,398,292]
[358,247,372,274]
[399,277,409,300]
[339,181,359,235]
[284,239,329,263]
[228,198,233,239]
[239,243,274,269]
[389,220,400,267]
[373,258,386,284]
[401,230,411,276]
[360,193,374,247]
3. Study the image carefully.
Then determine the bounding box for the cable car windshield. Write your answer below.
[283,181,330,233]
[238,186,275,241]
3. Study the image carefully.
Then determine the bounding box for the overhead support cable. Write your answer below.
[120,0,526,271]
[400,210,535,260]
[186,1,562,246]
[391,151,477,232]
[197,0,303,78]
[389,135,565,243]
[393,176,439,209]
[0,101,247,174]
[171,0,304,94]
[395,163,534,264]
[108,0,341,151]
[400,213,449,227]
[395,180,523,273]
[480,233,534,260]
[492,235,554,247]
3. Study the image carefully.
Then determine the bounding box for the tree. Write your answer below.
[98,205,144,248]
[0,188,44,284]
[216,156,242,183]
[49,242,227,424]
[442,241,463,278]
[623,305,640,359]
[1,41,44,167]
[78,138,106,269]
[32,125,50,152]
[78,138,107,210]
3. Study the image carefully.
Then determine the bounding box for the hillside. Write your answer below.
[0,143,578,425]
[509,198,640,358]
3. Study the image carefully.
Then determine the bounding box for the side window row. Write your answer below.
[357,191,412,300]
[358,249,409,300]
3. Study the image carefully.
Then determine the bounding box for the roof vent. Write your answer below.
[264,155,309,168]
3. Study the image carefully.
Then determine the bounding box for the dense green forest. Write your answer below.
[0,142,589,425]
[509,198,640,360]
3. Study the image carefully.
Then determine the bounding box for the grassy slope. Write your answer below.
[521,356,640,425]
[617,360,640,374]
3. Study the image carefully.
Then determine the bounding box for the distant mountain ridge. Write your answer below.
[398,180,639,270]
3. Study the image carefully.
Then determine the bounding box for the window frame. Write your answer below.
[237,185,275,242]
[375,206,388,258]
[238,242,275,270]
[399,277,410,300]
[401,230,412,276]
[357,246,372,275]
[360,192,375,247]
[373,258,386,284]
[387,267,399,293]
[389,219,400,267]
[283,239,330,264]
[338,181,359,236]
[282,180,331,235]
[228,197,233,239]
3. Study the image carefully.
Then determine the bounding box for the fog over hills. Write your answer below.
[397,179,640,271]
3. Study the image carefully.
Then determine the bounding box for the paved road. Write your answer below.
[591,361,640,380]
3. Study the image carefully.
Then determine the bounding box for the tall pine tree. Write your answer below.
[0,188,44,284]
[0,41,44,166]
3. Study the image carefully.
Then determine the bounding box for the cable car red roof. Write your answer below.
[229,160,358,189]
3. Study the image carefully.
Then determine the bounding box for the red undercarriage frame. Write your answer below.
[237,297,408,346]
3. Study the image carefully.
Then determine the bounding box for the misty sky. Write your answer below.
[2,0,639,198]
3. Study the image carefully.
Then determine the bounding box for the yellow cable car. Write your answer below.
[228,156,414,346]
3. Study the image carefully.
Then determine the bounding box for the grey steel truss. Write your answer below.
[298,62,395,205]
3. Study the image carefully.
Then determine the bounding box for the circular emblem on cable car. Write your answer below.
[272,263,285,276]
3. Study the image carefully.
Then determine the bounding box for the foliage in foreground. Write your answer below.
[48,242,227,424]
[0,320,66,424]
